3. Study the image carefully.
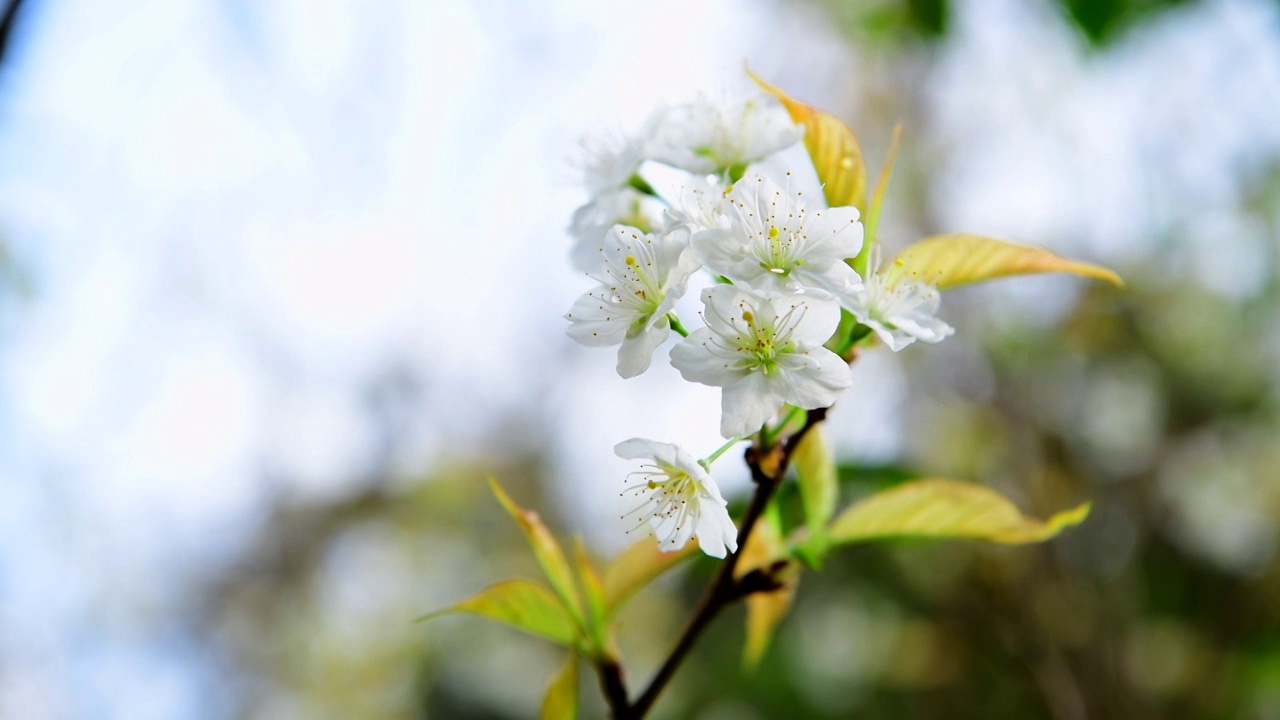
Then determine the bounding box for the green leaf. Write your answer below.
[489,478,584,625]
[418,578,579,646]
[829,479,1091,545]
[736,510,795,669]
[853,123,903,276]
[572,537,608,651]
[749,69,868,211]
[892,234,1123,290]
[792,425,838,540]
[602,536,697,614]
[540,652,579,720]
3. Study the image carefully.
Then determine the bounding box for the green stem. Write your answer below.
[761,406,804,449]
[834,324,873,357]
[666,312,689,338]
[702,436,748,466]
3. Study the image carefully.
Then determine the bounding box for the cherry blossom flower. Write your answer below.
[650,94,803,176]
[566,225,700,378]
[692,173,863,297]
[670,286,851,437]
[615,438,738,558]
[568,121,662,271]
[664,174,731,236]
[845,251,954,351]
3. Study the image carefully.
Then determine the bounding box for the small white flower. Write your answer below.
[566,224,700,378]
[615,438,738,558]
[568,118,664,272]
[577,125,648,196]
[650,94,803,176]
[664,174,731,236]
[568,187,658,272]
[692,173,863,297]
[670,286,852,437]
[845,252,954,351]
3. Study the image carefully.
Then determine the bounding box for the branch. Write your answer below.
[597,657,630,718]
[0,0,27,67]
[615,407,828,720]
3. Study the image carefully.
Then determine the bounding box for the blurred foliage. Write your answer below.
[813,0,1197,46]
[1059,0,1195,45]
[208,243,1280,719]
[203,3,1280,718]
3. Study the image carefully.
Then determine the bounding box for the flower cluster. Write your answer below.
[564,90,950,556]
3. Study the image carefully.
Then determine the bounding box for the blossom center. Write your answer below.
[624,463,701,532]
[737,309,796,375]
[757,225,805,278]
[606,240,666,325]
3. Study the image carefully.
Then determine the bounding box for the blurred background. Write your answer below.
[0,0,1278,717]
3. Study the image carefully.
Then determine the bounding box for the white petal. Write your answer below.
[565,290,635,346]
[614,437,675,462]
[894,315,954,345]
[699,285,754,334]
[801,205,864,262]
[669,328,743,386]
[796,260,863,298]
[720,373,784,438]
[694,500,737,558]
[771,294,842,347]
[772,348,853,408]
[616,317,670,378]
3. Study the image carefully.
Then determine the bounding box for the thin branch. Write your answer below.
[0,0,27,67]
[597,657,630,718]
[614,407,828,720]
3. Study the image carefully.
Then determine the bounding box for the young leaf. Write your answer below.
[829,478,1091,545]
[418,578,580,646]
[792,424,838,539]
[737,510,795,669]
[489,478,584,624]
[540,652,579,720]
[892,234,1123,290]
[748,69,867,211]
[573,537,608,650]
[853,123,903,276]
[602,536,697,615]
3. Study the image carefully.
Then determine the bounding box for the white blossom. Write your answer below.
[664,174,730,236]
[845,252,954,351]
[566,225,700,378]
[569,187,656,272]
[578,125,649,196]
[650,94,803,176]
[692,173,863,297]
[670,286,852,437]
[615,438,738,558]
[568,120,663,272]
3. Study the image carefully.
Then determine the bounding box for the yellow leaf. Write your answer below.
[489,478,584,624]
[792,425,838,536]
[736,512,795,668]
[829,479,1091,545]
[892,234,1123,290]
[540,652,579,720]
[602,536,697,614]
[749,70,867,211]
[744,578,797,669]
[418,578,579,646]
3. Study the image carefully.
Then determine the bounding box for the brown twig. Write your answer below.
[596,657,630,715]
[604,407,828,720]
